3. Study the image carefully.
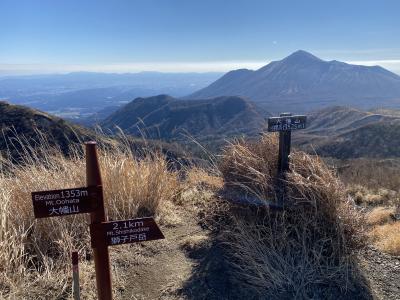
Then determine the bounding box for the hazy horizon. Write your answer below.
[1,0,400,75]
[1,55,400,77]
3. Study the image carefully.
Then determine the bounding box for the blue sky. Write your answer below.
[1,0,400,74]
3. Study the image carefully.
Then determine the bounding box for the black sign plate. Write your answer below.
[90,217,164,247]
[268,115,307,132]
[32,186,101,218]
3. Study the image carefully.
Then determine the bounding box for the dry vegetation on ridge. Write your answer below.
[0,140,181,299]
[0,133,399,299]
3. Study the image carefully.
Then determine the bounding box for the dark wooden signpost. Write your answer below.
[268,113,307,206]
[31,142,164,300]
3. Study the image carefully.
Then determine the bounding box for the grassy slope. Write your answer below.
[294,106,400,159]
[0,101,192,166]
[0,101,96,155]
[101,94,266,142]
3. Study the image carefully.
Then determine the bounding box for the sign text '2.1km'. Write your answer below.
[90,217,164,247]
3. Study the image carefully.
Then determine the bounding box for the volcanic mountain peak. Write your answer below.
[281,49,322,63]
[188,50,400,113]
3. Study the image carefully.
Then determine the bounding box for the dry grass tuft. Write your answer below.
[179,234,209,253]
[185,167,223,191]
[219,134,279,200]
[347,184,398,207]
[218,134,365,299]
[369,222,400,255]
[366,207,396,226]
[0,138,181,298]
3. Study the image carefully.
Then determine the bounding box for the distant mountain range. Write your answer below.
[294,106,400,158]
[101,94,266,143]
[101,95,400,158]
[4,50,400,160]
[3,99,400,160]
[0,72,222,119]
[189,50,400,113]
[0,101,189,163]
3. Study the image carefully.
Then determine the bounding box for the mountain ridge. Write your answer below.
[294,105,400,158]
[0,101,190,164]
[188,50,400,113]
[101,94,266,142]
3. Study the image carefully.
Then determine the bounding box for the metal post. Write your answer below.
[72,251,81,300]
[86,142,113,300]
[277,113,292,206]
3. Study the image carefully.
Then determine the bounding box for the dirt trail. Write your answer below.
[357,246,400,300]
[120,211,204,300]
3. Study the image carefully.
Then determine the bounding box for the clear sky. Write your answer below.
[1,0,400,75]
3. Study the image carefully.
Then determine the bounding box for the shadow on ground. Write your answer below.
[178,219,375,300]
[179,233,250,300]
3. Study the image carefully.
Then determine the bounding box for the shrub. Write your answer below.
[218,134,365,299]
[366,207,396,226]
[347,184,398,207]
[369,223,400,255]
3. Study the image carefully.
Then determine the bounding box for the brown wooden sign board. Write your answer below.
[268,115,306,132]
[31,186,101,218]
[90,217,164,247]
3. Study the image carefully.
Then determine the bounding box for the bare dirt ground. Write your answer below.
[115,198,245,300]
[357,246,400,300]
[119,207,204,300]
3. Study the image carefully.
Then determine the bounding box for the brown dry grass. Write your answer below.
[219,134,279,200]
[218,134,365,299]
[337,158,400,191]
[365,206,400,256]
[0,139,181,299]
[179,234,209,253]
[347,184,398,207]
[345,175,400,257]
[369,223,400,255]
[366,207,396,226]
[185,167,223,191]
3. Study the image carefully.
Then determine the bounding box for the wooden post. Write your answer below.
[277,113,292,206]
[72,251,81,300]
[86,142,112,300]
[267,113,306,208]
[278,112,292,174]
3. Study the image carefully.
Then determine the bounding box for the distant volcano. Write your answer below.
[188,50,400,113]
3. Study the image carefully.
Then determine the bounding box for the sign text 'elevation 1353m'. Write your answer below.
[31,186,101,218]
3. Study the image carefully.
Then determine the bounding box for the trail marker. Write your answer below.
[90,217,164,247]
[85,142,113,300]
[268,113,307,206]
[31,142,164,300]
[31,186,100,218]
[267,114,306,132]
[72,251,81,300]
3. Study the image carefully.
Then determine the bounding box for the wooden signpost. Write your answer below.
[85,142,113,300]
[268,113,307,206]
[31,142,164,300]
